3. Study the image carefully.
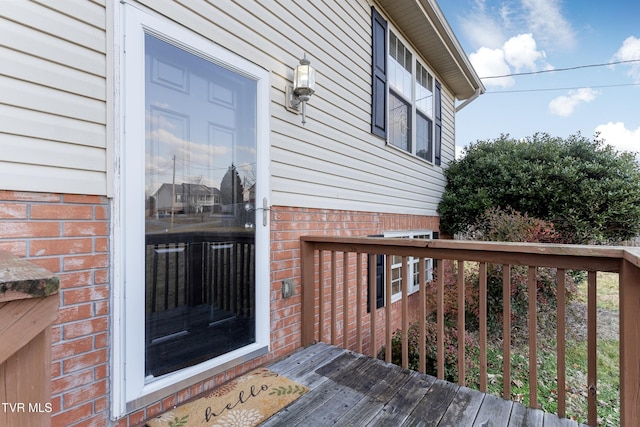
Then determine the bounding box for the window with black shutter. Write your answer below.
[371,7,442,165]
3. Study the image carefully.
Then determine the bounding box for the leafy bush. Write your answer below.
[379,209,579,382]
[438,133,640,244]
[377,321,475,383]
[429,208,577,334]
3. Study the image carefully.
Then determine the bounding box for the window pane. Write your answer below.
[389,92,410,152]
[416,113,432,161]
[389,32,412,97]
[416,63,433,116]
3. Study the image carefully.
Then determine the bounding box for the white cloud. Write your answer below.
[595,122,640,154]
[470,47,515,88]
[503,33,547,72]
[470,33,549,87]
[522,0,575,50]
[548,88,599,117]
[611,36,640,83]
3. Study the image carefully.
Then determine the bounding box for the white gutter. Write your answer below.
[455,87,482,112]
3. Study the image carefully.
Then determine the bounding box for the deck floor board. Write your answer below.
[266,343,587,427]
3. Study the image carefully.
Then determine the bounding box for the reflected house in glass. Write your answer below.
[0,1,485,426]
[151,183,221,216]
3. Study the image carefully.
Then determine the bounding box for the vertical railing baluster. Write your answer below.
[343,252,350,349]
[174,243,180,308]
[385,255,392,364]
[419,257,426,374]
[437,259,445,379]
[457,260,465,386]
[479,262,487,392]
[232,243,238,314]
[402,256,409,369]
[300,239,315,346]
[368,253,377,358]
[164,245,170,310]
[528,266,538,408]
[151,244,159,313]
[356,253,363,354]
[318,250,325,343]
[503,264,511,400]
[557,268,566,418]
[587,271,597,426]
[331,251,337,345]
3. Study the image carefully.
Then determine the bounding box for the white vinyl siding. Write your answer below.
[131,0,456,217]
[0,0,107,195]
[1,0,458,208]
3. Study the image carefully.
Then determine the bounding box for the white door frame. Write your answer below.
[112,3,270,417]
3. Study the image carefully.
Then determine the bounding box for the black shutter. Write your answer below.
[367,236,385,312]
[434,80,442,165]
[371,7,387,138]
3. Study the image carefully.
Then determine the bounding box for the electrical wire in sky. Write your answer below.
[487,82,640,94]
[480,58,640,79]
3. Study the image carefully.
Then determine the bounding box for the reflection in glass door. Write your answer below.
[144,34,257,377]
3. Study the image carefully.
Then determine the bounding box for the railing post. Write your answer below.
[300,239,316,346]
[0,251,59,427]
[619,259,640,426]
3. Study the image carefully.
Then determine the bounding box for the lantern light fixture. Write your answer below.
[286,54,316,124]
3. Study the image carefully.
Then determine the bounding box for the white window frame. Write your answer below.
[383,230,434,302]
[387,29,436,163]
[113,4,270,417]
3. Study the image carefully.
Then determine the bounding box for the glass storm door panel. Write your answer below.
[144,34,257,377]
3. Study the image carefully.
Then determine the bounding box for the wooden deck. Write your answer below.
[264,343,587,427]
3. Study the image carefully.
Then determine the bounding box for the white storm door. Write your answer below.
[120,5,269,412]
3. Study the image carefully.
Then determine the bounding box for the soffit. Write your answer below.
[377,0,485,100]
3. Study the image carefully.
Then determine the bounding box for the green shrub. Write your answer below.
[438,133,640,244]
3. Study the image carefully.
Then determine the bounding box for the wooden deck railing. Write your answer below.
[300,237,640,426]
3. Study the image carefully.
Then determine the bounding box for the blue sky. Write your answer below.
[438,0,640,157]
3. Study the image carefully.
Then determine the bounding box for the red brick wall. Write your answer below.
[0,194,438,426]
[269,206,440,359]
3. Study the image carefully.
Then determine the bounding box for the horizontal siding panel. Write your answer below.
[165,1,371,112]
[2,134,104,172]
[32,0,105,30]
[1,17,106,77]
[270,178,440,216]
[270,108,446,186]
[0,105,105,148]
[271,124,446,195]
[0,161,106,196]
[0,76,105,124]
[0,46,105,100]
[0,0,105,53]
[269,81,370,143]
[271,150,445,205]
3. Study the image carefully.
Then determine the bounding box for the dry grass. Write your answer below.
[575,272,619,311]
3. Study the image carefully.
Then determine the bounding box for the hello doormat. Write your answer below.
[146,368,308,427]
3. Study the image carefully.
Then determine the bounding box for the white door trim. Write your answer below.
[113,3,270,417]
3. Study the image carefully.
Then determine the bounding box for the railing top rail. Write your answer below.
[300,235,640,273]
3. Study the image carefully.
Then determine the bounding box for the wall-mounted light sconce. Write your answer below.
[286,54,316,125]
